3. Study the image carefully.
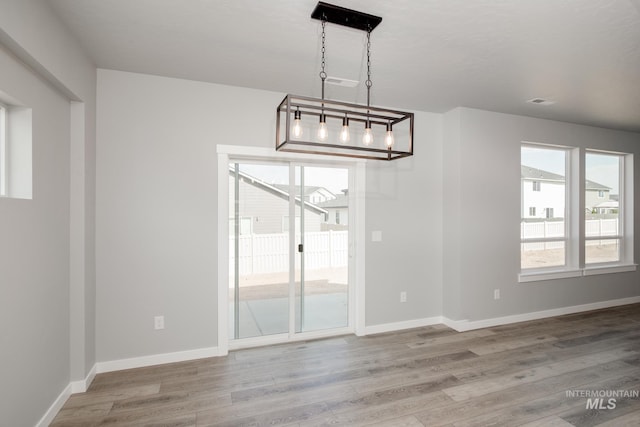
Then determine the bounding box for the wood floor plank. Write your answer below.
[467,334,558,355]
[413,360,638,426]
[442,348,637,401]
[199,401,331,427]
[593,410,640,426]
[299,391,452,426]
[49,303,640,427]
[326,374,459,415]
[406,329,495,349]
[367,415,426,427]
[195,383,358,425]
[518,415,575,427]
[50,401,113,426]
[557,381,640,427]
[450,376,640,427]
[63,384,162,408]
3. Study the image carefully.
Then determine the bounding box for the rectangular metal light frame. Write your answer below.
[311,1,382,31]
[276,94,414,161]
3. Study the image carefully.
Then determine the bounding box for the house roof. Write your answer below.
[522,165,610,190]
[521,165,564,182]
[317,194,349,209]
[228,167,327,215]
[585,180,610,191]
[272,184,334,198]
[595,200,618,208]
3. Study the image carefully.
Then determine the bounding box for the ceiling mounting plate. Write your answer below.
[311,2,382,32]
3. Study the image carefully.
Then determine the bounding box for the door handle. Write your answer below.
[298,244,304,253]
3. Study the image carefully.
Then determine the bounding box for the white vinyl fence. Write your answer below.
[521,218,618,251]
[230,230,348,275]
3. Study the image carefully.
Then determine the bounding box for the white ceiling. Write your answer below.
[48,0,640,132]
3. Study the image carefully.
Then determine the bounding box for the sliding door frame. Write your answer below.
[216,145,366,355]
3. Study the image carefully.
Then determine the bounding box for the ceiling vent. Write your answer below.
[527,98,556,106]
[325,76,359,87]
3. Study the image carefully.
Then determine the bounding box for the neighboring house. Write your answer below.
[229,168,327,234]
[585,180,612,212]
[521,165,566,219]
[522,165,612,219]
[593,200,619,214]
[317,192,349,230]
[274,184,336,204]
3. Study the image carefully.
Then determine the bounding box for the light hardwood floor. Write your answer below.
[52,304,640,426]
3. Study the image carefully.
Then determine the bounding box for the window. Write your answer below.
[0,94,32,199]
[521,144,568,270]
[521,144,634,281]
[335,210,341,225]
[585,152,623,265]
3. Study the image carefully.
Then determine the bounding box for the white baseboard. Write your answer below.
[70,364,97,393]
[442,296,640,332]
[35,384,71,427]
[364,316,443,335]
[96,346,222,374]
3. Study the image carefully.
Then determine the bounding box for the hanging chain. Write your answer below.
[365,29,372,108]
[320,19,327,101]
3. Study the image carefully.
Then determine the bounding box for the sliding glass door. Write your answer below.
[294,165,349,333]
[229,161,350,342]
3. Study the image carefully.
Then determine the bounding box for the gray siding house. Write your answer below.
[229,168,327,234]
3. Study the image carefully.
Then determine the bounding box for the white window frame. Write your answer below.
[529,207,536,216]
[520,145,636,282]
[520,143,574,280]
[584,150,635,273]
[532,181,541,191]
[0,103,7,197]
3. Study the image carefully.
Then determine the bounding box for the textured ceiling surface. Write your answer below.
[48,0,640,132]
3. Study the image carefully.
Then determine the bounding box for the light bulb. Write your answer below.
[292,109,302,138]
[339,116,350,143]
[318,114,328,141]
[385,123,394,148]
[362,120,373,146]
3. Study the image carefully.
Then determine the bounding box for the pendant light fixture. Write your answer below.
[276,2,414,161]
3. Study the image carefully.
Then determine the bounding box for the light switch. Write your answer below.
[372,230,382,242]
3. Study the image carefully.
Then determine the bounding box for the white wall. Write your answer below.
[443,107,640,322]
[96,69,444,361]
[0,0,97,424]
[0,44,71,427]
[365,112,443,326]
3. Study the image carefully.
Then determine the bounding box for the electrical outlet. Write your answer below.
[400,291,407,303]
[494,289,500,300]
[154,315,165,330]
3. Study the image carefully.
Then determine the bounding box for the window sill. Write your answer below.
[518,269,582,283]
[583,264,637,276]
[519,263,637,282]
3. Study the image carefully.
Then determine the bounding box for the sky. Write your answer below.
[521,146,619,194]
